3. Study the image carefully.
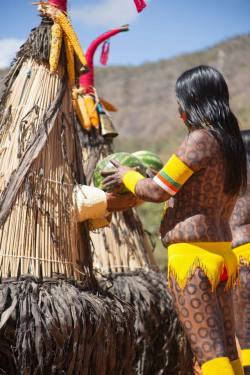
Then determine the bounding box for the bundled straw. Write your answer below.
[0,57,87,280]
[0,16,135,374]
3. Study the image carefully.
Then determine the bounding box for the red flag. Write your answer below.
[134,0,147,13]
[48,0,67,12]
[100,40,110,66]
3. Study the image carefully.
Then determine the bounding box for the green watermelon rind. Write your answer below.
[93,152,147,193]
[132,150,163,172]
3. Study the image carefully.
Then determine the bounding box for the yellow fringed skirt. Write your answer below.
[233,243,250,265]
[168,242,238,291]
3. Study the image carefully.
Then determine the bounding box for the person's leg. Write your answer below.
[170,268,234,374]
[216,281,244,374]
[233,265,250,375]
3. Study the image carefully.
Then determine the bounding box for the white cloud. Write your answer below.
[0,38,24,69]
[70,0,138,27]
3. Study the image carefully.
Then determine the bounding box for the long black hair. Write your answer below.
[176,65,247,195]
[241,130,250,167]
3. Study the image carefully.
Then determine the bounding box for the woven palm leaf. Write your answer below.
[0,16,135,375]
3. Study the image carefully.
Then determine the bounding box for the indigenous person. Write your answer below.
[102,65,247,375]
[231,130,250,374]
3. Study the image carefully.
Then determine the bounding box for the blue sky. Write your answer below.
[0,0,249,68]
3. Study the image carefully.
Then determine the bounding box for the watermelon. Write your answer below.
[93,152,147,193]
[132,150,163,173]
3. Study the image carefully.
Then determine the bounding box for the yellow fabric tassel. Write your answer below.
[49,22,63,73]
[64,35,75,87]
[84,95,99,129]
[54,10,88,68]
[231,358,244,374]
[122,171,145,194]
[202,357,234,375]
[168,242,238,291]
[233,243,250,265]
[242,349,250,367]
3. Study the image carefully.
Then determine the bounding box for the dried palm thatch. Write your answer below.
[0,277,134,375]
[0,16,135,374]
[81,134,194,374]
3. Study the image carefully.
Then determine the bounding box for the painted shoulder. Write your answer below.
[176,129,218,172]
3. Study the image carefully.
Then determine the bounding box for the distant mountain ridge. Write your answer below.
[1,34,249,159]
[95,34,250,158]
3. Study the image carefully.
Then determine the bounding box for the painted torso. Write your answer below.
[160,130,237,245]
[230,172,250,248]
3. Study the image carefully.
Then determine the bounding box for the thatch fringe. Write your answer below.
[0,276,135,375]
[99,269,194,375]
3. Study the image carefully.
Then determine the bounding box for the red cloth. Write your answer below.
[79,28,127,91]
[100,40,110,66]
[48,0,67,12]
[220,266,228,282]
[134,0,147,13]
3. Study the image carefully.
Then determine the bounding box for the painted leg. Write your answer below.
[170,268,234,374]
[216,282,244,374]
[233,265,250,375]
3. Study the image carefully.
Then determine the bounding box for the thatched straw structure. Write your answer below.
[0,9,135,374]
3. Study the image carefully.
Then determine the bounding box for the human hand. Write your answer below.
[106,191,138,212]
[101,160,133,191]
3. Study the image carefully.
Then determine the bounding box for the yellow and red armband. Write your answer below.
[122,170,145,194]
[153,154,193,196]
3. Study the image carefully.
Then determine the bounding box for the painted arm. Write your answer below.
[103,130,213,205]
